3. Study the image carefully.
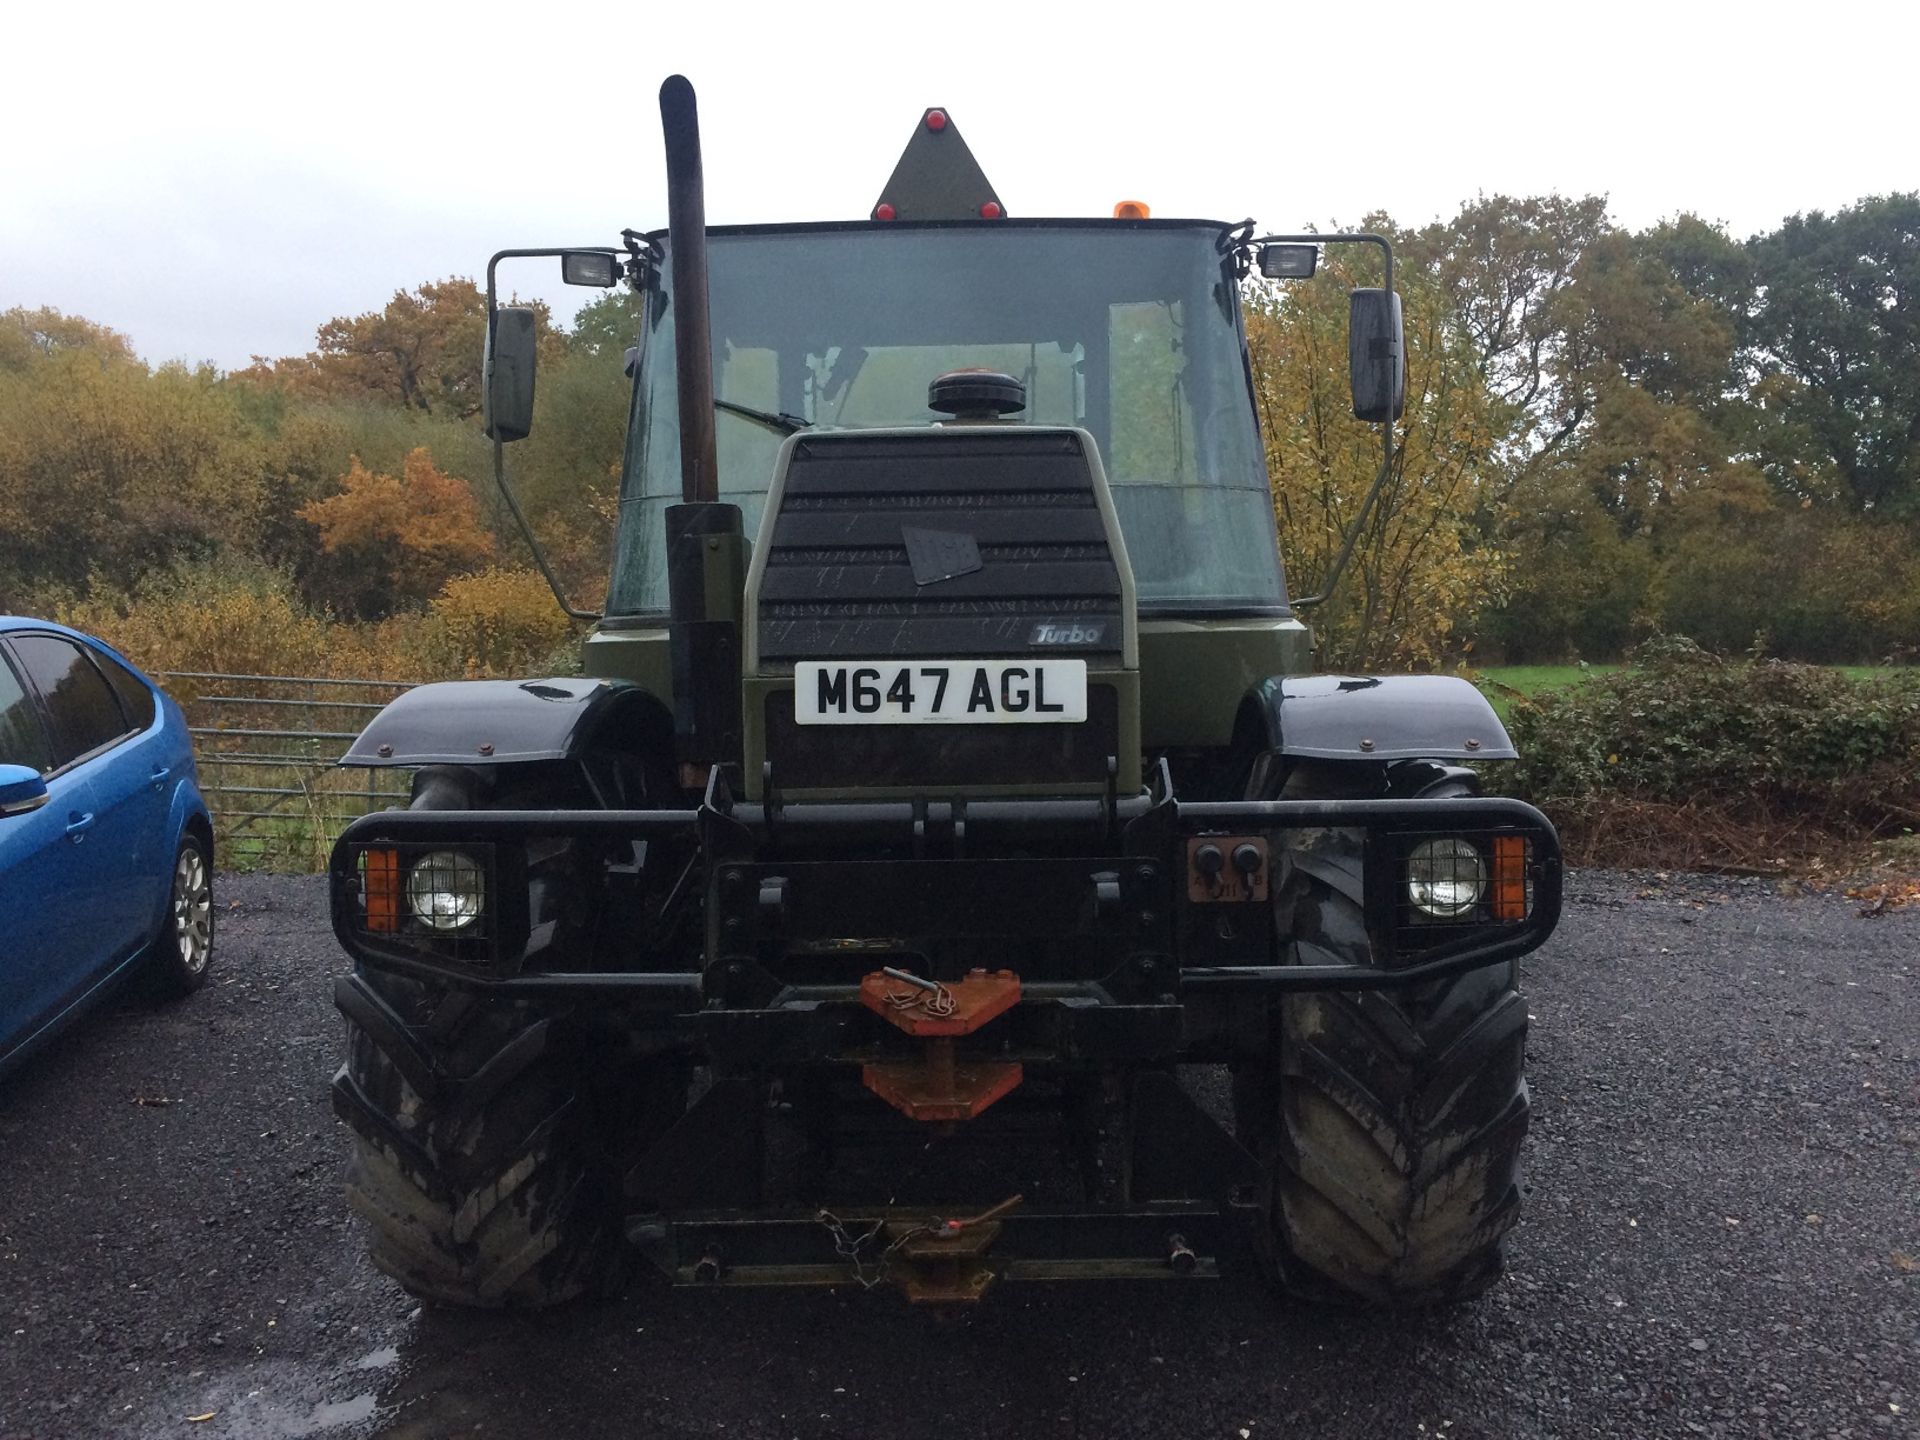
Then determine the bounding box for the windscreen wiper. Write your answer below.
[716,398,811,435]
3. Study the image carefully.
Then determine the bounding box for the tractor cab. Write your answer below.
[605,218,1289,620]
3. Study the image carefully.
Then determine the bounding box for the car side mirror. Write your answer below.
[485,306,539,443]
[1348,287,1404,423]
[0,763,50,818]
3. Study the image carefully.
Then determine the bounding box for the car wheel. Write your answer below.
[152,834,215,996]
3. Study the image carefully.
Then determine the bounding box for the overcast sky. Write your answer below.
[5,0,1911,371]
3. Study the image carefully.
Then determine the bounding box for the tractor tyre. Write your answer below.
[1235,783,1529,1308]
[333,974,652,1309]
[331,761,684,1308]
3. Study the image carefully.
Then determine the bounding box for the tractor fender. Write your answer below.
[341,677,671,768]
[1244,673,1516,762]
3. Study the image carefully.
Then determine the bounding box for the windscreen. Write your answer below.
[608,223,1287,616]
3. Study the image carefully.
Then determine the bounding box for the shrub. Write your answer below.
[46,566,455,686]
[1507,637,1920,849]
[52,567,344,681]
[429,567,579,677]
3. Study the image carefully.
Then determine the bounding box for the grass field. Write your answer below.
[1470,662,1911,722]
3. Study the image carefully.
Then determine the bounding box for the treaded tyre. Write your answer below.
[1235,791,1529,1309]
[333,975,645,1309]
[331,763,684,1308]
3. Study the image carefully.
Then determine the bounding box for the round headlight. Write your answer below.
[1408,838,1485,919]
[406,850,486,931]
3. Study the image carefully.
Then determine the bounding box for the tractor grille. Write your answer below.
[754,429,1128,664]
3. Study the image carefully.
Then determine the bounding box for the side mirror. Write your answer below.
[485,306,539,442]
[1348,288,1404,423]
[0,763,50,819]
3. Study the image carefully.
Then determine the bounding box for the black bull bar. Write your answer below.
[328,784,1563,1002]
[329,784,1560,1292]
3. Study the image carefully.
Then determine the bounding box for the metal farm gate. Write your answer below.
[162,672,415,871]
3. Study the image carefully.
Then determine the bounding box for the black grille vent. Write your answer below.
[754,430,1127,664]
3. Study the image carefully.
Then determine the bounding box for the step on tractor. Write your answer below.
[326,75,1562,1311]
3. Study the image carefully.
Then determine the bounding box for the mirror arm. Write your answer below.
[484,248,602,623]
[1250,233,1397,614]
[1291,423,1395,612]
[490,438,600,622]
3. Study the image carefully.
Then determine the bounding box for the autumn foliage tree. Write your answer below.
[0,315,268,598]
[297,447,495,617]
[0,306,139,372]
[6,193,1915,679]
[1247,250,1508,669]
[237,280,559,418]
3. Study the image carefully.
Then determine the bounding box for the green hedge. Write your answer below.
[1505,638,1920,835]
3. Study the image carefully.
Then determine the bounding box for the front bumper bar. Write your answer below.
[329,775,1562,1006]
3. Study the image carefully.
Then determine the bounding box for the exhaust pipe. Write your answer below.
[657,75,742,783]
[659,74,720,506]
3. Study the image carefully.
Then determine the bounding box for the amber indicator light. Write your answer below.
[1113,200,1151,220]
[1491,835,1528,921]
[363,847,401,932]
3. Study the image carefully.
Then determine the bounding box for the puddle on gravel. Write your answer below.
[168,1356,393,1440]
[301,1394,379,1432]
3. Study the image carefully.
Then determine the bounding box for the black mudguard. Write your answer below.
[341,677,671,768]
[1246,674,1515,763]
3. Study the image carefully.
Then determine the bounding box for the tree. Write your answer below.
[297,447,495,616]
[1742,193,1920,516]
[240,281,562,419]
[1410,195,1611,479]
[0,348,268,599]
[1494,227,1766,659]
[1248,249,1508,670]
[0,306,138,372]
[566,289,645,366]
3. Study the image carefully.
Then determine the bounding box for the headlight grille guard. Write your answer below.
[336,840,518,971]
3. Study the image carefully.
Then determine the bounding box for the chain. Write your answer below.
[879,965,956,1018]
[815,1209,931,1289]
[883,983,956,1018]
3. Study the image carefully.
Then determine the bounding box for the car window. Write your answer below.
[0,653,55,774]
[8,635,130,769]
[94,648,158,732]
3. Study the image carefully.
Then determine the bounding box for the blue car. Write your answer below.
[0,617,215,1074]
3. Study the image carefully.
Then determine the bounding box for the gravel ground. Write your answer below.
[0,869,1913,1440]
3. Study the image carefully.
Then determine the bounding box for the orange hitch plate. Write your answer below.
[858,968,1022,1122]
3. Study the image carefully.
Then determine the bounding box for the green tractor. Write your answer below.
[326,76,1560,1311]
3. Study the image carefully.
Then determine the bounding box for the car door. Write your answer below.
[3,634,148,964]
[84,643,174,940]
[0,646,105,1057]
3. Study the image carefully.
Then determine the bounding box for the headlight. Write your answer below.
[406,850,487,931]
[1407,838,1485,919]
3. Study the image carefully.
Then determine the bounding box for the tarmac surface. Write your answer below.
[0,869,1913,1440]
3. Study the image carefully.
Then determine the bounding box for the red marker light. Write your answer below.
[873,203,897,222]
[925,109,948,132]
[979,200,1003,220]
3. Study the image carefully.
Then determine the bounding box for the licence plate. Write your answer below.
[794,660,1088,725]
